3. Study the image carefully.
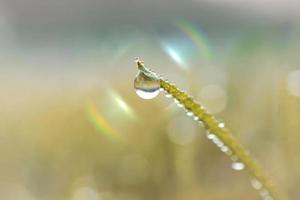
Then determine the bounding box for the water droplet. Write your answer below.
[198,120,204,126]
[251,178,263,190]
[260,189,269,197]
[220,146,229,153]
[186,112,193,116]
[231,162,245,171]
[212,137,220,144]
[193,116,199,121]
[263,195,273,200]
[260,189,273,200]
[216,140,224,148]
[218,122,225,128]
[225,149,232,156]
[177,103,184,108]
[206,132,216,140]
[135,90,160,99]
[165,94,172,98]
[134,70,160,100]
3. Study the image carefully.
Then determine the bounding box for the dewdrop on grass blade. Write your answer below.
[134,58,161,99]
[231,161,245,171]
[133,58,287,200]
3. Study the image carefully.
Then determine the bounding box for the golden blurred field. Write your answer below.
[1,0,300,199]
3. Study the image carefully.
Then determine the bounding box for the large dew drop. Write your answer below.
[134,70,161,100]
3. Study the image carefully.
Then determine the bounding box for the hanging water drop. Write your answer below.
[134,60,161,100]
[231,162,245,171]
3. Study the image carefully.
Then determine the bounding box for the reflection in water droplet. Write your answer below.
[134,70,160,100]
[135,90,160,99]
[231,162,245,171]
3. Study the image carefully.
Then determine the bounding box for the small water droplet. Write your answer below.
[193,116,199,121]
[263,196,273,200]
[198,120,204,126]
[165,94,172,98]
[225,149,232,156]
[177,103,184,108]
[251,178,263,190]
[231,162,245,171]
[260,189,269,197]
[220,146,229,153]
[212,137,220,144]
[216,141,224,148]
[264,195,274,200]
[206,132,216,140]
[218,122,225,128]
[187,112,193,117]
[134,70,160,100]
[260,189,273,200]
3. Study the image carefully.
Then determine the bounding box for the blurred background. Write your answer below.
[1,0,300,199]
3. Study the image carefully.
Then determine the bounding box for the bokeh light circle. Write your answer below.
[287,70,300,97]
[198,84,227,114]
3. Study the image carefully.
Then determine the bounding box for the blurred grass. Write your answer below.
[0,63,299,199]
[1,1,300,199]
